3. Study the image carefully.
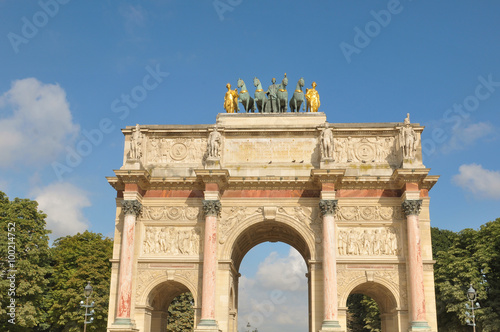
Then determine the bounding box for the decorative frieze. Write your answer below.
[121,200,142,217]
[402,200,422,216]
[202,200,222,217]
[143,226,202,255]
[145,137,207,165]
[333,136,399,164]
[337,227,400,256]
[142,206,200,221]
[335,205,404,221]
[319,200,338,216]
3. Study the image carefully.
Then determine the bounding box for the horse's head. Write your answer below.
[282,77,288,87]
[253,77,260,87]
[237,78,244,89]
[299,77,305,87]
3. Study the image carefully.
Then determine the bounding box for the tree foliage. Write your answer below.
[346,293,381,332]
[0,191,52,331]
[167,292,194,331]
[432,219,500,332]
[46,231,113,332]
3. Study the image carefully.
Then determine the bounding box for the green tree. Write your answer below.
[433,220,500,332]
[167,292,194,331]
[46,231,113,332]
[0,191,52,331]
[346,293,381,332]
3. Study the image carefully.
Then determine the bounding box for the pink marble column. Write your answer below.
[319,200,341,330]
[199,200,221,327]
[402,199,430,329]
[115,200,142,325]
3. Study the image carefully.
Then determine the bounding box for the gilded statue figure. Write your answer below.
[224,83,239,113]
[305,81,320,112]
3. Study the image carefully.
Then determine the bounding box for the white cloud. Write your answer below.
[453,164,500,199]
[31,182,91,239]
[442,122,494,153]
[0,78,79,168]
[238,247,308,332]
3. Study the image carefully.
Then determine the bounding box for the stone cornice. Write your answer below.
[195,169,229,188]
[121,200,143,217]
[202,200,222,217]
[108,169,151,192]
[319,199,338,216]
[402,199,423,216]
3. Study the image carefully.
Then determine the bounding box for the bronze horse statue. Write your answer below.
[253,77,267,113]
[277,73,288,113]
[237,78,256,113]
[289,77,305,112]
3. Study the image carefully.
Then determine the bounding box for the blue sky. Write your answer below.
[1,1,500,331]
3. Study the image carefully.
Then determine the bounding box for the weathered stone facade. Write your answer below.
[107,113,438,332]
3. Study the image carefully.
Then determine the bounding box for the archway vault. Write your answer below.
[223,213,316,271]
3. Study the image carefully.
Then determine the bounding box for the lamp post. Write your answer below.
[465,284,480,332]
[80,281,95,332]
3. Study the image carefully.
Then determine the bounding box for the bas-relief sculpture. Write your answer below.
[143,226,202,255]
[337,227,400,256]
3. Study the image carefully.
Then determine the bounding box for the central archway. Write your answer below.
[224,215,318,331]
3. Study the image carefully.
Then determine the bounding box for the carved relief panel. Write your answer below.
[333,136,399,165]
[144,137,207,165]
[335,205,404,221]
[143,226,203,255]
[337,227,401,257]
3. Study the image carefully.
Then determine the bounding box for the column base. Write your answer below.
[194,319,220,332]
[408,321,433,331]
[108,318,139,332]
[319,320,344,332]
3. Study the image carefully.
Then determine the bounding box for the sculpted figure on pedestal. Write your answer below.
[320,123,335,160]
[129,124,143,160]
[207,126,222,159]
[400,113,419,160]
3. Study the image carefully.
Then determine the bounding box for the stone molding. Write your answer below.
[121,200,142,217]
[402,199,422,216]
[319,199,338,216]
[202,200,222,217]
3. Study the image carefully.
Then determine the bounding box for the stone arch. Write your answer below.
[136,273,198,332]
[138,273,198,308]
[221,212,317,269]
[340,276,399,310]
[340,278,400,332]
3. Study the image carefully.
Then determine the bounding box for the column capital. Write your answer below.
[319,199,338,216]
[402,199,422,216]
[121,200,142,217]
[202,200,221,217]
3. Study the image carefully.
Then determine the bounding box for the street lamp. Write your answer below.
[80,281,95,332]
[465,284,480,332]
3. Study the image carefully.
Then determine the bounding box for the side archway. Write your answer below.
[340,278,400,332]
[136,274,198,332]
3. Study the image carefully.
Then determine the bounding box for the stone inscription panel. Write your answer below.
[224,138,318,164]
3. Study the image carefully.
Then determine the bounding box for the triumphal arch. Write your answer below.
[106,111,439,332]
